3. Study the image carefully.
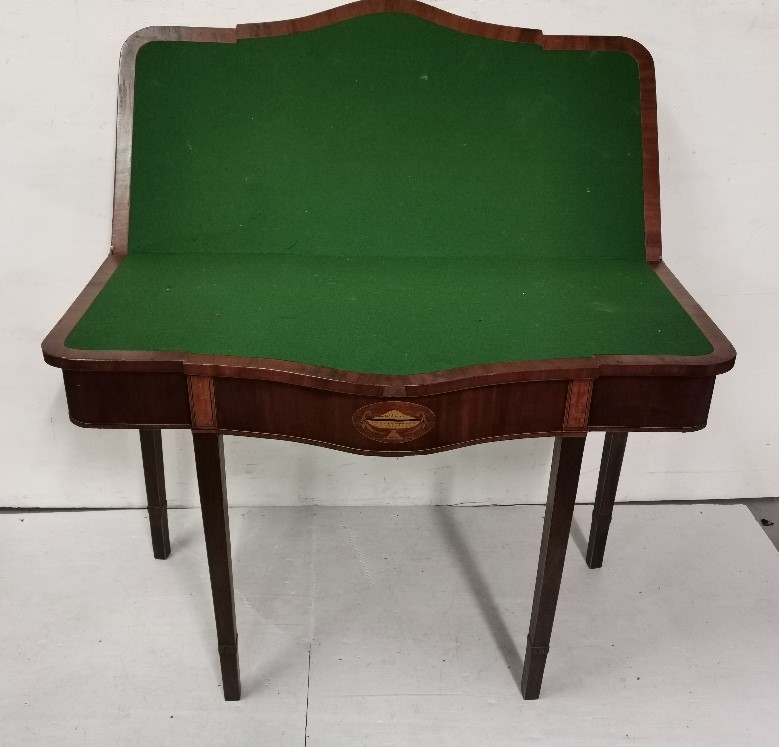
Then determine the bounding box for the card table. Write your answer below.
[42,0,735,700]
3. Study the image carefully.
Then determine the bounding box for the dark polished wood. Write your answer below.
[213,377,570,455]
[193,433,240,701]
[521,436,586,700]
[139,429,170,559]
[63,369,190,428]
[587,432,629,569]
[60,370,716,454]
[589,375,715,432]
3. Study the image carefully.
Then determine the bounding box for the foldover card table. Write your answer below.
[42,0,735,700]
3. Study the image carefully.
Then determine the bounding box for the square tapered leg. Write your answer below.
[139,429,170,560]
[521,435,586,700]
[586,432,628,569]
[193,432,241,701]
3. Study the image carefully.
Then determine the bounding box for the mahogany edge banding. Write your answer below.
[236,0,542,43]
[188,375,217,428]
[563,379,593,431]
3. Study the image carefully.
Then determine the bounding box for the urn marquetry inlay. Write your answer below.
[352,401,436,443]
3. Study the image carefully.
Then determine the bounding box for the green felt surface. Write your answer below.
[68,13,712,372]
[66,254,712,374]
[128,13,646,259]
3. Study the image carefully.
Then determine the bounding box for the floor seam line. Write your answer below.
[304,643,312,746]
[304,506,316,744]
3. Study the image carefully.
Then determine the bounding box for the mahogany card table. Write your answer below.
[42,0,735,700]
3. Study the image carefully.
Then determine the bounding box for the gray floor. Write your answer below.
[2,502,779,745]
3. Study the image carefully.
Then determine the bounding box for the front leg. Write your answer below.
[521,435,586,700]
[193,433,241,701]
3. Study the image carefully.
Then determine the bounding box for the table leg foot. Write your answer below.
[219,639,241,701]
[193,432,242,701]
[520,637,549,700]
[520,436,585,700]
[140,429,170,559]
[586,432,628,569]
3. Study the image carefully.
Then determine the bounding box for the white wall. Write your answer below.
[2,0,777,508]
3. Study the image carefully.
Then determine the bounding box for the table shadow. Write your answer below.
[432,471,524,690]
[569,514,589,563]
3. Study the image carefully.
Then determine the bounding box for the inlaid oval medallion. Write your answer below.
[352,400,435,443]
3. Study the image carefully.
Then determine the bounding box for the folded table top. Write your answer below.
[59,10,726,380]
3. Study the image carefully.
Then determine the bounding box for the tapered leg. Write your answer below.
[139,429,170,560]
[193,433,241,701]
[521,435,586,700]
[586,432,628,569]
